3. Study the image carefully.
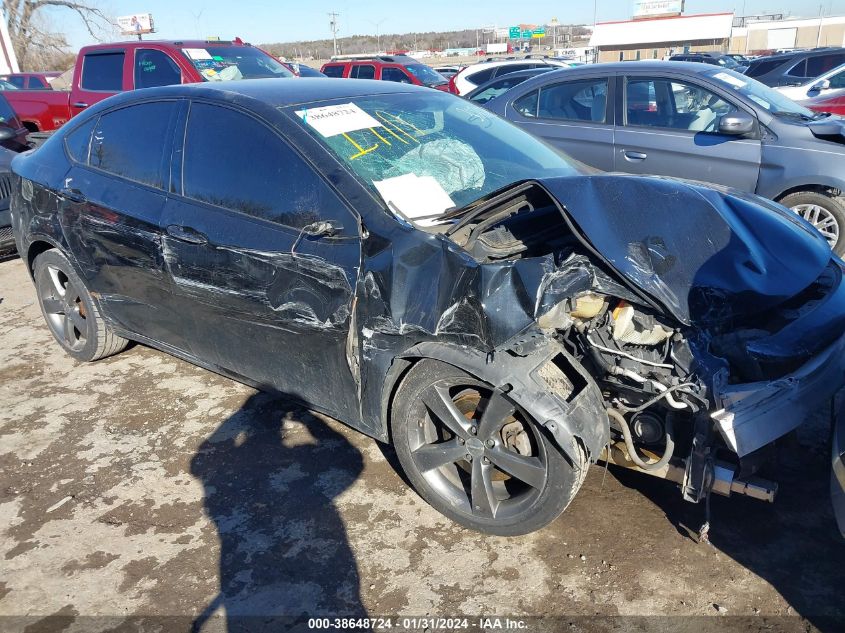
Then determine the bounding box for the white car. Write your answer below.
[450,58,573,96]
[776,62,845,101]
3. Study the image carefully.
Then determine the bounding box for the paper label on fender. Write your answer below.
[295,103,382,137]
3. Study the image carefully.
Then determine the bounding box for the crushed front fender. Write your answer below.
[401,337,609,463]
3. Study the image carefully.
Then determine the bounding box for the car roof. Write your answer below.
[78,39,256,53]
[525,60,722,74]
[465,58,557,71]
[90,77,428,109]
[752,47,845,64]
[324,55,418,65]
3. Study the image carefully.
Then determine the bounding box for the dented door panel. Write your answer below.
[59,165,188,349]
[160,196,362,422]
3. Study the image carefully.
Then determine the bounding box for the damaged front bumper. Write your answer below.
[833,390,845,537]
[711,329,845,458]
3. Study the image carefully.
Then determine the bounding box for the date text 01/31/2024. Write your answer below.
[307,617,529,630]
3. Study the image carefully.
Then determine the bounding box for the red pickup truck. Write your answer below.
[5,39,294,133]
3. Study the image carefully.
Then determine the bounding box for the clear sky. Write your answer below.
[50,0,845,50]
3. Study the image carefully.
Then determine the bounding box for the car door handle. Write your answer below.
[622,150,648,162]
[71,102,89,109]
[58,187,86,203]
[166,224,208,245]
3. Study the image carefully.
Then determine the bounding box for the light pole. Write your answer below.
[328,12,340,58]
[370,18,387,53]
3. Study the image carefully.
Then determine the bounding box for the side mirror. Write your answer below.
[811,79,831,92]
[0,127,16,142]
[718,111,755,136]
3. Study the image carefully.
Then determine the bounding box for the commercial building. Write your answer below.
[589,10,845,62]
[731,15,845,53]
[589,12,734,62]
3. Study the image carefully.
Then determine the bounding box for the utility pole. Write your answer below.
[369,18,387,53]
[328,11,340,58]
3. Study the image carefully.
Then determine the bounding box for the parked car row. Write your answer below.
[470,61,845,256]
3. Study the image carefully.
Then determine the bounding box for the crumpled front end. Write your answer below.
[442,174,845,511]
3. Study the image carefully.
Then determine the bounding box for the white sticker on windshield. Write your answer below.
[183,48,213,60]
[295,103,382,137]
[714,72,746,88]
[373,173,455,225]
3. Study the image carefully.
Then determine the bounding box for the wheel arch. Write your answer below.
[26,237,60,279]
[382,340,609,465]
[775,183,842,202]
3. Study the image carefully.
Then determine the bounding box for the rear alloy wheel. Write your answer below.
[33,249,128,362]
[781,191,845,257]
[391,359,587,535]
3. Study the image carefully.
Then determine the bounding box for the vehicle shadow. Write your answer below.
[190,392,367,633]
[607,415,845,633]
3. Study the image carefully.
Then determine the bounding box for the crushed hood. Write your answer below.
[540,174,832,326]
[806,116,845,144]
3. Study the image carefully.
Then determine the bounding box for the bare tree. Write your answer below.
[3,0,112,70]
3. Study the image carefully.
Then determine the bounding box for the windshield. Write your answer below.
[181,46,294,81]
[405,64,448,86]
[289,92,582,224]
[705,68,819,118]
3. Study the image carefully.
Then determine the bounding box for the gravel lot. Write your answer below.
[0,254,843,633]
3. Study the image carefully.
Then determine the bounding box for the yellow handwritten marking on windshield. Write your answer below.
[343,132,378,159]
[375,111,420,144]
[369,127,392,146]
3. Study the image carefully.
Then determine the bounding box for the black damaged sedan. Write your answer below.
[11,79,845,536]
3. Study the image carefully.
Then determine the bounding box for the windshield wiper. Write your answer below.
[772,111,817,121]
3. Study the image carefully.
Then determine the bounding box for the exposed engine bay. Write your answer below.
[436,180,845,519]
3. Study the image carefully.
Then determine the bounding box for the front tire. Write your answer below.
[781,191,845,257]
[390,359,587,536]
[33,249,128,362]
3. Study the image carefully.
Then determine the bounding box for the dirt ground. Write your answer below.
[0,254,843,633]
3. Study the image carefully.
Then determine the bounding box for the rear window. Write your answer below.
[806,53,845,78]
[465,66,496,86]
[746,58,787,78]
[322,64,344,78]
[64,117,97,163]
[787,59,808,77]
[90,101,176,188]
[81,52,125,91]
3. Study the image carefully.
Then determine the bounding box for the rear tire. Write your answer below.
[780,191,845,257]
[33,249,128,362]
[390,359,587,536]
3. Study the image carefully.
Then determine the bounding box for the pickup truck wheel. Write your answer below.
[781,191,845,256]
[390,359,587,536]
[33,249,128,362]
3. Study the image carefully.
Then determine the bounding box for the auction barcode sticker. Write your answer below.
[296,103,382,137]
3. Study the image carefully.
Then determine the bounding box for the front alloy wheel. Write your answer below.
[391,359,587,535]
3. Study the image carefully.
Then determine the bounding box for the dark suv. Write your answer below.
[745,48,845,86]
[320,55,448,90]
[669,53,747,71]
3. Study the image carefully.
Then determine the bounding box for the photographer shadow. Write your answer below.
[190,392,367,632]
